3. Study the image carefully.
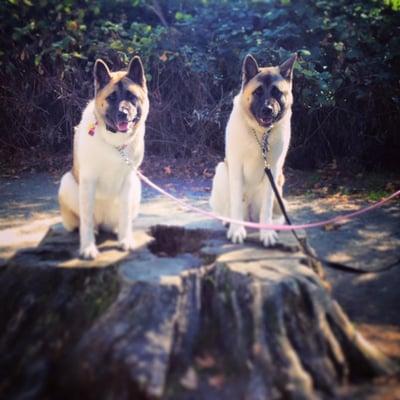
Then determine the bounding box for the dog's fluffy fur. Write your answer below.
[210,53,297,246]
[58,56,149,259]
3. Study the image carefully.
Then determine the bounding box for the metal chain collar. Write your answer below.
[115,144,134,167]
[87,118,135,168]
[251,128,272,169]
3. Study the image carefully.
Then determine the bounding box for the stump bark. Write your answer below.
[0,223,395,400]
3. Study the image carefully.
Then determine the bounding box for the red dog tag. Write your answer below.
[88,122,97,136]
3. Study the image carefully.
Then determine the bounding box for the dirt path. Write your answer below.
[1,171,400,378]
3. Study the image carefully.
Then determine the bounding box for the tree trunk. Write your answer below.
[0,223,395,400]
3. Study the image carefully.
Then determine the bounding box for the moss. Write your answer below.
[0,263,121,400]
[80,270,120,321]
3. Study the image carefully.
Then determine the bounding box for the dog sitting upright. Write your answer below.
[58,56,149,259]
[210,53,297,246]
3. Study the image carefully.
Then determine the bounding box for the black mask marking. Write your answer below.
[242,54,296,128]
[249,75,289,128]
[104,81,142,133]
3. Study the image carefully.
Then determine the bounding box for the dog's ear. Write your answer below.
[94,59,111,91]
[127,56,145,87]
[279,53,297,81]
[242,54,259,84]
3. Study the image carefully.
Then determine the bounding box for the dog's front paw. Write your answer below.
[80,243,99,260]
[260,230,278,247]
[118,236,135,252]
[227,224,247,244]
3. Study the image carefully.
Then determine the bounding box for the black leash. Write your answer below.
[253,129,398,275]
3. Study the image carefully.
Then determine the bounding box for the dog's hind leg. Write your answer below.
[209,161,230,225]
[58,171,80,231]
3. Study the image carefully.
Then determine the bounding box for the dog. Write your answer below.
[58,56,149,259]
[210,53,297,247]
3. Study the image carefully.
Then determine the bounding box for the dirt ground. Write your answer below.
[0,162,399,397]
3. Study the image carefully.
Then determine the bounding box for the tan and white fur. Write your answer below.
[210,53,297,247]
[58,56,149,259]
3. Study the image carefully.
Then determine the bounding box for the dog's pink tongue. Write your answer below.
[117,121,129,132]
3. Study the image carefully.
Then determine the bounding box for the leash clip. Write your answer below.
[262,150,271,169]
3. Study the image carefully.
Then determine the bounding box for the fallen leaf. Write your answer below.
[386,182,395,192]
[180,367,198,390]
[159,52,168,62]
[208,374,225,389]
[202,168,214,178]
[323,220,347,231]
[195,354,216,369]
[163,165,172,175]
[252,342,263,356]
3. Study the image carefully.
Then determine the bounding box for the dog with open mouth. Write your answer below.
[210,53,297,247]
[58,56,149,259]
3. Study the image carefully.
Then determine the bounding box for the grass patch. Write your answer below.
[364,190,392,202]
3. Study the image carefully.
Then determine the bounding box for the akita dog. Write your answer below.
[58,56,149,259]
[210,53,297,246]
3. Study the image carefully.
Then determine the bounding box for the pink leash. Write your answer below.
[137,171,400,231]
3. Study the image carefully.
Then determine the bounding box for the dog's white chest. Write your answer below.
[243,153,265,186]
[96,165,129,198]
[78,130,132,196]
[95,151,132,197]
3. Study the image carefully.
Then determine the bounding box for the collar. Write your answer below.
[251,127,272,169]
[115,144,134,167]
[88,117,141,137]
[88,120,117,135]
[87,120,135,167]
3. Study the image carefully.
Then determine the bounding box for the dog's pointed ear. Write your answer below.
[279,53,297,81]
[94,59,111,91]
[127,56,145,87]
[242,54,259,84]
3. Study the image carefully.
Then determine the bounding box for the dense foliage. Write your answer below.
[0,0,399,169]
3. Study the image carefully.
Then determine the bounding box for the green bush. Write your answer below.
[0,0,399,169]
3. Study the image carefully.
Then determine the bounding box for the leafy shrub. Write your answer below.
[0,0,399,170]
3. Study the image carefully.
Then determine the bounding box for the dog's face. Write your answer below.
[240,54,297,128]
[93,56,149,134]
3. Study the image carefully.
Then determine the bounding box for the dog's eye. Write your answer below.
[271,86,282,98]
[108,92,118,102]
[254,87,264,97]
[125,91,137,103]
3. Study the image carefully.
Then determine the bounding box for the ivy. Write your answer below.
[0,0,399,169]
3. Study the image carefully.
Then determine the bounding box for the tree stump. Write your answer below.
[0,223,395,400]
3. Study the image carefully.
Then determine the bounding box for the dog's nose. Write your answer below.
[261,105,273,117]
[117,110,128,121]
